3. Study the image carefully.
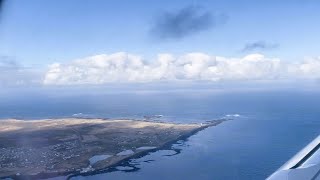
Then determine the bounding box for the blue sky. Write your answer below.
[1,0,320,66]
[1,0,320,87]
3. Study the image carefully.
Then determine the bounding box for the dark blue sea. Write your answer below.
[1,88,319,179]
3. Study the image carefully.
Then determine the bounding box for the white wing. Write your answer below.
[267,135,320,180]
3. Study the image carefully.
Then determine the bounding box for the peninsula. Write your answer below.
[0,118,225,179]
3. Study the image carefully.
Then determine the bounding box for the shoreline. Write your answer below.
[0,118,226,179]
[68,119,226,179]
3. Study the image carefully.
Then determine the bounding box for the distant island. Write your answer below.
[0,118,225,179]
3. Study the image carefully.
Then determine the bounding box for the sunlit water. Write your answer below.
[1,89,319,179]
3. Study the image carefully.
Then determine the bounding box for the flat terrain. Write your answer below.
[0,118,224,179]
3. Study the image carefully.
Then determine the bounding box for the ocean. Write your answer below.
[1,88,319,179]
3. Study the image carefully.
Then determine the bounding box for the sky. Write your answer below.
[0,0,320,87]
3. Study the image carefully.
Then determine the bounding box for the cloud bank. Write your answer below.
[149,6,227,40]
[43,52,320,85]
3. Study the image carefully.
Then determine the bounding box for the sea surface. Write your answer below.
[1,88,320,179]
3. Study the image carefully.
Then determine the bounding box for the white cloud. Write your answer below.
[288,57,320,79]
[43,52,320,85]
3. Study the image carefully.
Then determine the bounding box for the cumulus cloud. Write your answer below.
[43,52,320,85]
[149,6,227,40]
[242,41,279,52]
[288,57,320,79]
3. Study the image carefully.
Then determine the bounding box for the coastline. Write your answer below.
[0,118,226,179]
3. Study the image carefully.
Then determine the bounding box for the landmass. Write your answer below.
[0,118,225,179]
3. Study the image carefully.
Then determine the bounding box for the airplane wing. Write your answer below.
[267,135,320,180]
